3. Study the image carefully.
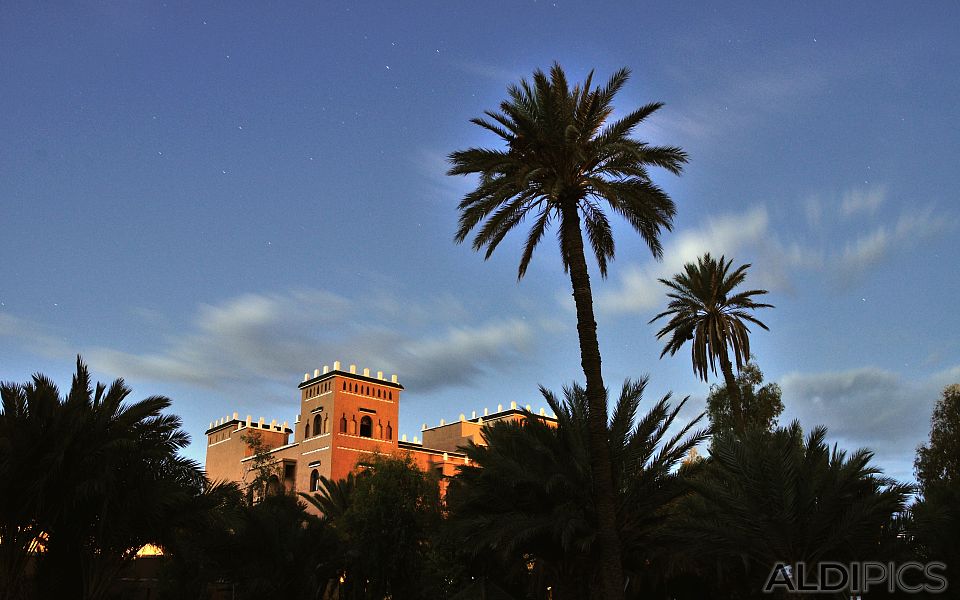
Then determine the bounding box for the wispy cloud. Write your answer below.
[647,65,829,143]
[840,185,886,218]
[839,208,948,275]
[596,183,953,315]
[780,366,959,483]
[3,289,541,396]
[0,313,71,358]
[596,206,815,315]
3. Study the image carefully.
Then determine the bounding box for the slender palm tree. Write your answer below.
[650,253,772,431]
[449,63,687,598]
[447,378,707,599]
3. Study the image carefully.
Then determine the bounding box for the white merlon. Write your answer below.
[314,369,320,377]
[377,370,383,380]
[459,414,465,422]
[323,365,329,374]
[510,401,517,410]
[422,423,427,430]
[471,410,477,419]
[295,414,300,423]
[282,421,288,430]
[270,419,277,428]
[349,364,356,374]
[258,416,265,427]
[303,373,309,382]
[236,422,242,431]
[478,417,483,424]
[247,415,252,426]
[539,408,546,416]
[401,434,407,442]
[233,412,239,420]
[442,452,448,461]
[497,404,503,412]
[413,436,419,444]
[439,419,445,426]
[525,404,531,411]
[363,367,370,377]
[484,407,488,416]
[209,421,213,429]
[334,360,341,370]
[391,374,398,383]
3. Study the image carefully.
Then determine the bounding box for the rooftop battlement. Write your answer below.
[418,401,556,432]
[299,360,402,389]
[205,412,292,436]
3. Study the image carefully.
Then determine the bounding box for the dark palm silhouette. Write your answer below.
[0,357,205,600]
[301,472,356,521]
[449,63,686,598]
[448,378,707,599]
[650,253,772,431]
[676,423,911,595]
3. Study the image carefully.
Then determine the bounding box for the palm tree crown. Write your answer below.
[449,62,687,279]
[650,253,772,383]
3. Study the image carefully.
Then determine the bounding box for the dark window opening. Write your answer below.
[359,415,373,438]
[340,414,347,433]
[310,469,320,492]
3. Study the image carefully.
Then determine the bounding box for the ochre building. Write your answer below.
[204,360,555,506]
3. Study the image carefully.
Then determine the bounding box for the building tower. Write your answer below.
[295,361,402,492]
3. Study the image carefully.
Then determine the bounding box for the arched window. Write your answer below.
[377,422,383,439]
[340,414,347,433]
[386,422,393,441]
[359,415,373,438]
[304,422,310,439]
[313,414,322,437]
[342,381,346,390]
[310,469,320,492]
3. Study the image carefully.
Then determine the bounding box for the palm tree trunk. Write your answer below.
[719,352,744,433]
[560,204,624,600]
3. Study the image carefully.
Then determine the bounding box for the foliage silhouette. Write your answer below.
[447,378,707,599]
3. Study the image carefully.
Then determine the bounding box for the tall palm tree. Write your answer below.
[650,253,772,431]
[449,63,687,598]
[447,378,708,599]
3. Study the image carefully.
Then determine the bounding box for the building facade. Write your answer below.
[204,360,555,507]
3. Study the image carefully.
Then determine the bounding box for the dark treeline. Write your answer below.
[1,359,957,599]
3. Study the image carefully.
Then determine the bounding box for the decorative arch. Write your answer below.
[310,469,320,492]
[313,414,322,437]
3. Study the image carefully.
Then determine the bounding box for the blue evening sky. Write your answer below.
[2,2,957,482]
